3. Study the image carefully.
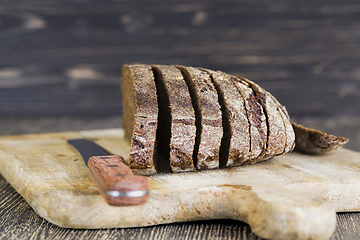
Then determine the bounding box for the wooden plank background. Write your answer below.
[0,0,360,117]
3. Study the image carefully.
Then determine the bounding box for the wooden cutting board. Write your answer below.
[0,129,360,240]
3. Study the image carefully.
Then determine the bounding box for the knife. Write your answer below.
[67,139,149,206]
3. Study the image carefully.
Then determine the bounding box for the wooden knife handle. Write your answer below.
[87,155,149,206]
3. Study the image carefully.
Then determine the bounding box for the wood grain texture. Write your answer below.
[0,175,261,239]
[0,0,360,117]
[0,116,359,239]
[9,128,360,239]
[1,1,360,238]
[87,155,149,206]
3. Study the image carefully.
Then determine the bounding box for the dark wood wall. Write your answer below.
[1,0,359,118]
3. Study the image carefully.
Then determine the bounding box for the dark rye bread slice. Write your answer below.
[121,64,158,175]
[268,94,295,154]
[230,76,267,162]
[292,122,348,154]
[152,65,196,172]
[240,78,287,161]
[199,68,251,167]
[177,66,223,170]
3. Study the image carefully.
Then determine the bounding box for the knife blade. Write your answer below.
[67,139,149,206]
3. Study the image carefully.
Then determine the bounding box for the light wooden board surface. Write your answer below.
[0,128,360,240]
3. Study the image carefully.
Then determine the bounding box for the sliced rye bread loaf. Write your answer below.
[177,66,223,170]
[121,64,346,174]
[152,65,196,172]
[121,64,158,175]
[240,78,287,161]
[199,68,251,167]
[230,76,267,162]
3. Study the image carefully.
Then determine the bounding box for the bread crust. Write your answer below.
[177,66,223,170]
[121,64,348,173]
[269,94,295,154]
[292,122,348,154]
[121,64,158,175]
[240,78,287,161]
[153,65,196,172]
[230,76,267,162]
[200,68,251,167]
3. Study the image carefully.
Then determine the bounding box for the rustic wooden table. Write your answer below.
[0,117,360,240]
[1,0,360,239]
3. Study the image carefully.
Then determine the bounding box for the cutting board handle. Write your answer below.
[87,155,149,206]
[226,187,336,240]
